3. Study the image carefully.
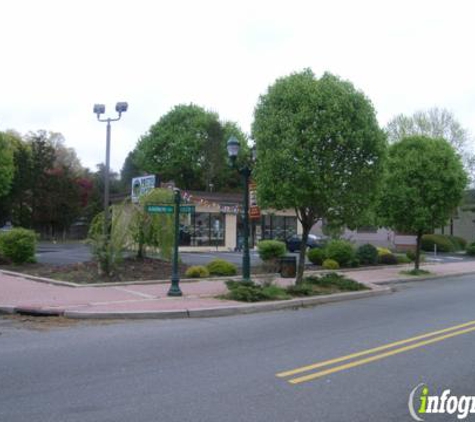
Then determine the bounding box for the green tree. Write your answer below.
[252,70,387,283]
[120,150,142,193]
[129,188,174,259]
[84,164,122,223]
[386,108,475,182]
[135,104,248,191]
[35,166,81,239]
[0,132,14,199]
[379,136,467,270]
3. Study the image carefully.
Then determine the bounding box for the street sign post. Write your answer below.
[145,201,195,297]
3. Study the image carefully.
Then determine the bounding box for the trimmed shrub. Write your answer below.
[446,235,467,251]
[185,265,210,278]
[225,280,265,302]
[377,247,392,256]
[356,244,379,265]
[322,259,340,270]
[406,250,426,262]
[406,249,416,261]
[306,273,368,291]
[421,234,454,253]
[286,284,314,296]
[325,240,355,267]
[307,248,326,265]
[206,259,238,276]
[379,253,398,265]
[466,242,475,256]
[257,240,286,261]
[0,228,37,264]
[224,280,290,302]
[396,254,411,264]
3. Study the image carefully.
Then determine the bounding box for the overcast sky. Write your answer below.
[2,0,475,173]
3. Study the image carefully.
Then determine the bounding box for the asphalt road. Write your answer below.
[2,274,475,421]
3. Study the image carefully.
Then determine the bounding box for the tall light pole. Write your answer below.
[93,102,128,243]
[227,136,255,281]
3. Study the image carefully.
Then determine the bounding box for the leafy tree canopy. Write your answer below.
[134,103,248,191]
[0,132,15,198]
[386,108,475,182]
[378,135,467,269]
[252,69,387,282]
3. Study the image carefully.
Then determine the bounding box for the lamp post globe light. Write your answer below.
[227,135,255,281]
[93,102,128,242]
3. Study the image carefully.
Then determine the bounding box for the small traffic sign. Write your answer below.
[146,205,174,214]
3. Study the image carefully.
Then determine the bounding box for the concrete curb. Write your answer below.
[373,270,475,286]
[58,286,392,320]
[64,309,189,320]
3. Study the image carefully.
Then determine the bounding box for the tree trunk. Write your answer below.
[415,231,422,271]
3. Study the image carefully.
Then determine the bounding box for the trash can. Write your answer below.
[280,256,297,278]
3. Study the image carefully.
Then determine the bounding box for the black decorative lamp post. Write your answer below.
[227,136,255,281]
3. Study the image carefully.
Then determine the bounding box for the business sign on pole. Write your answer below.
[249,182,261,219]
[131,175,159,203]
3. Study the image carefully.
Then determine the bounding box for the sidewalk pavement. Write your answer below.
[1,261,475,320]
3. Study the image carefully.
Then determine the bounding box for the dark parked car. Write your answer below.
[285,234,326,252]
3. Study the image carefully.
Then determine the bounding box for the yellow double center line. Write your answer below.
[277,319,475,385]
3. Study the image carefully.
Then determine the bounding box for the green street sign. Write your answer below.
[179,205,195,213]
[146,205,174,214]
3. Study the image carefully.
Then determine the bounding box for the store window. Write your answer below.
[180,212,225,247]
[260,215,297,241]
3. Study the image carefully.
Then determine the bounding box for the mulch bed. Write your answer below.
[0,257,190,284]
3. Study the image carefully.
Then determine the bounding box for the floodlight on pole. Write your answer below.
[93,101,128,274]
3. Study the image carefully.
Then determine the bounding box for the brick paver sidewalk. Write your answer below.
[1,261,474,319]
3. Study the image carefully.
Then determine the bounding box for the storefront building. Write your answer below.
[177,190,300,251]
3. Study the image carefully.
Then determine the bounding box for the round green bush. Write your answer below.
[356,244,378,265]
[307,248,326,265]
[377,247,392,256]
[325,240,355,267]
[421,234,454,252]
[446,235,467,251]
[466,242,475,256]
[396,254,411,264]
[322,259,340,270]
[185,265,210,278]
[256,240,286,261]
[406,249,416,261]
[206,259,238,276]
[379,253,398,265]
[0,228,37,264]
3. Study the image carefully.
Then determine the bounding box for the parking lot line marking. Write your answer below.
[286,325,475,384]
[276,319,475,378]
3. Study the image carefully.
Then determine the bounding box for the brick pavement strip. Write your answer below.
[1,261,475,320]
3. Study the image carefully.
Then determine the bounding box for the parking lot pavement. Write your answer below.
[35,242,266,268]
[35,242,475,268]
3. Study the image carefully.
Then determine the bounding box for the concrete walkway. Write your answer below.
[1,261,475,319]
